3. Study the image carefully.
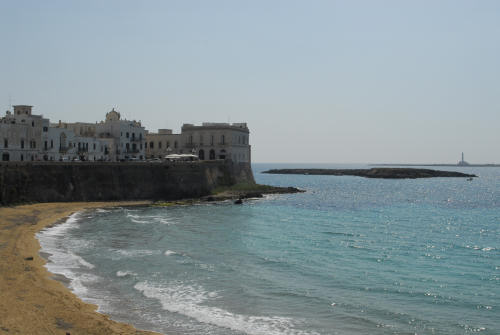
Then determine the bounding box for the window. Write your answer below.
[51,140,53,148]
[149,141,154,149]
[21,140,24,149]
[44,141,48,150]
[210,135,214,145]
[158,141,162,149]
[167,141,170,148]
[43,126,48,132]
[20,154,24,161]
[3,138,7,148]
[32,121,35,127]
[221,135,225,145]
[93,143,96,150]
[189,135,193,144]
[174,141,178,149]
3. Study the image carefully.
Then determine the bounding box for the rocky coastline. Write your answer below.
[263,168,477,179]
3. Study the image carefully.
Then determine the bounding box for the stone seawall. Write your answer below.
[0,160,254,205]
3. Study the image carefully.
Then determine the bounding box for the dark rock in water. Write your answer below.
[234,199,243,204]
[263,168,477,179]
[241,192,264,199]
[205,196,216,202]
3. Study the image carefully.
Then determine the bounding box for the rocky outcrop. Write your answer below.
[0,160,254,205]
[263,168,477,179]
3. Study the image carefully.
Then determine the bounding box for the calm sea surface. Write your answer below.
[37,163,499,335]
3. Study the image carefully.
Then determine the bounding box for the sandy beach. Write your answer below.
[0,202,162,335]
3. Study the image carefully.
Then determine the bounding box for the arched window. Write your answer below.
[126,132,130,138]
[198,149,205,160]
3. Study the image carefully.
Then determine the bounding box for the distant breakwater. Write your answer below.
[0,160,254,205]
[263,168,477,179]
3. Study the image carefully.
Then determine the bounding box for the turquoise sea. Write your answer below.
[37,164,499,335]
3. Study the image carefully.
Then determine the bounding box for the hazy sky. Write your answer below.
[1,0,499,163]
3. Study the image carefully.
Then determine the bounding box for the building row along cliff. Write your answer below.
[1,105,251,164]
[0,106,146,162]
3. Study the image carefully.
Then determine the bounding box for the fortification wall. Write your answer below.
[0,160,254,205]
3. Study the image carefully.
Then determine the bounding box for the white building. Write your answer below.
[95,109,146,161]
[0,105,46,161]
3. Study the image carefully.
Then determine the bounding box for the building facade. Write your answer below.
[95,109,146,161]
[146,122,251,163]
[0,105,46,161]
[1,105,250,163]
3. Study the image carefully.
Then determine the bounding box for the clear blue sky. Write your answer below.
[1,0,499,163]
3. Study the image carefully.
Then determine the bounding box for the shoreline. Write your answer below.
[0,201,163,335]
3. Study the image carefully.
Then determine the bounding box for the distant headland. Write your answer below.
[371,153,500,168]
[263,168,477,179]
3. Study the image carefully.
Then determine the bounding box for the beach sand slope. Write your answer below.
[0,202,162,335]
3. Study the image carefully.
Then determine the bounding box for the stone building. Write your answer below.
[146,129,183,158]
[95,109,146,161]
[146,122,251,163]
[0,105,46,161]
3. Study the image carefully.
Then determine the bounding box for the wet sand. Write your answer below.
[0,202,163,335]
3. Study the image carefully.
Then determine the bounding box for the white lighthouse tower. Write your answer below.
[458,152,469,166]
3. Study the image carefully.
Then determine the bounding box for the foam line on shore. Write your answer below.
[0,201,161,335]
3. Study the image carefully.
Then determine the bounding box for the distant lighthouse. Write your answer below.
[458,152,469,166]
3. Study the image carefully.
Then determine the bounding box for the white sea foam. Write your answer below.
[115,249,158,257]
[134,281,318,335]
[36,212,102,302]
[165,250,177,256]
[116,270,137,277]
[95,208,112,213]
